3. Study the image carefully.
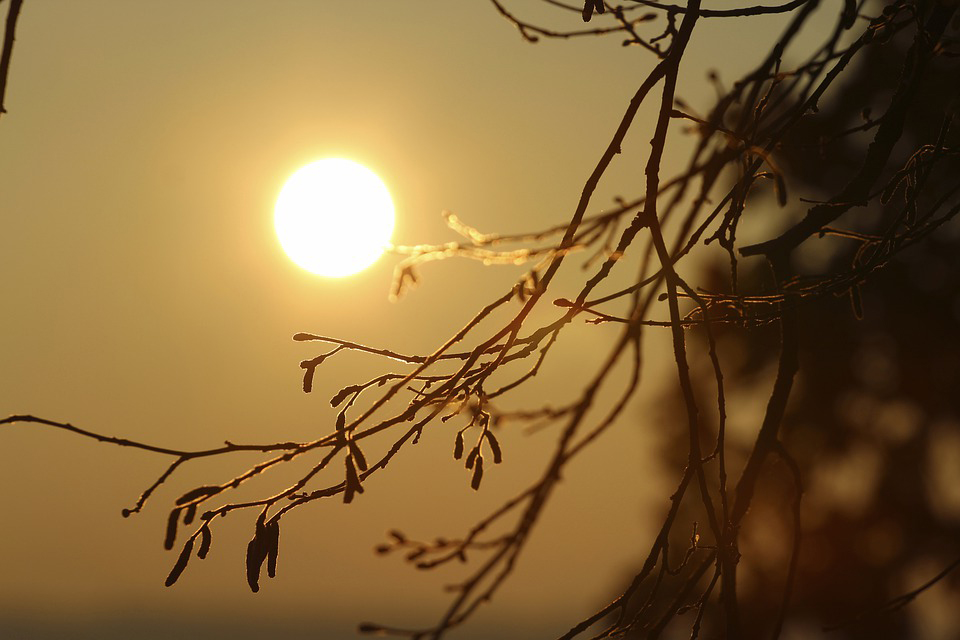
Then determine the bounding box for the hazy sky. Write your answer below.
[0,3,830,638]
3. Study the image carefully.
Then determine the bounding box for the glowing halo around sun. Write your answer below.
[274,158,395,278]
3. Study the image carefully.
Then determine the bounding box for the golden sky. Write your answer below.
[0,2,830,637]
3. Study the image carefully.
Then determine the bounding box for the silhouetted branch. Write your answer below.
[0,0,24,118]
[825,553,960,632]
[8,0,960,637]
[629,0,814,18]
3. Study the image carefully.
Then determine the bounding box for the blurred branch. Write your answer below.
[825,554,960,632]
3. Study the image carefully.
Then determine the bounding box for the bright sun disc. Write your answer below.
[274,158,395,277]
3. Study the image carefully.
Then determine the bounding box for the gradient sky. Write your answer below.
[0,3,831,638]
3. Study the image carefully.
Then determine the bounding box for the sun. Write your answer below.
[274,158,395,278]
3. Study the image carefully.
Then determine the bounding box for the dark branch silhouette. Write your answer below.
[4,0,960,638]
[0,0,24,118]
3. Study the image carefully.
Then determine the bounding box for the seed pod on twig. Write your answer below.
[453,431,464,460]
[245,521,269,593]
[164,538,194,587]
[348,438,368,471]
[344,454,364,504]
[330,384,362,407]
[471,455,484,490]
[164,508,180,550]
[484,430,503,464]
[266,521,280,579]
[581,0,604,22]
[197,525,212,559]
[465,446,479,470]
[299,360,316,393]
[175,485,221,506]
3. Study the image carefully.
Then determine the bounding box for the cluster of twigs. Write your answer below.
[5,0,960,638]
